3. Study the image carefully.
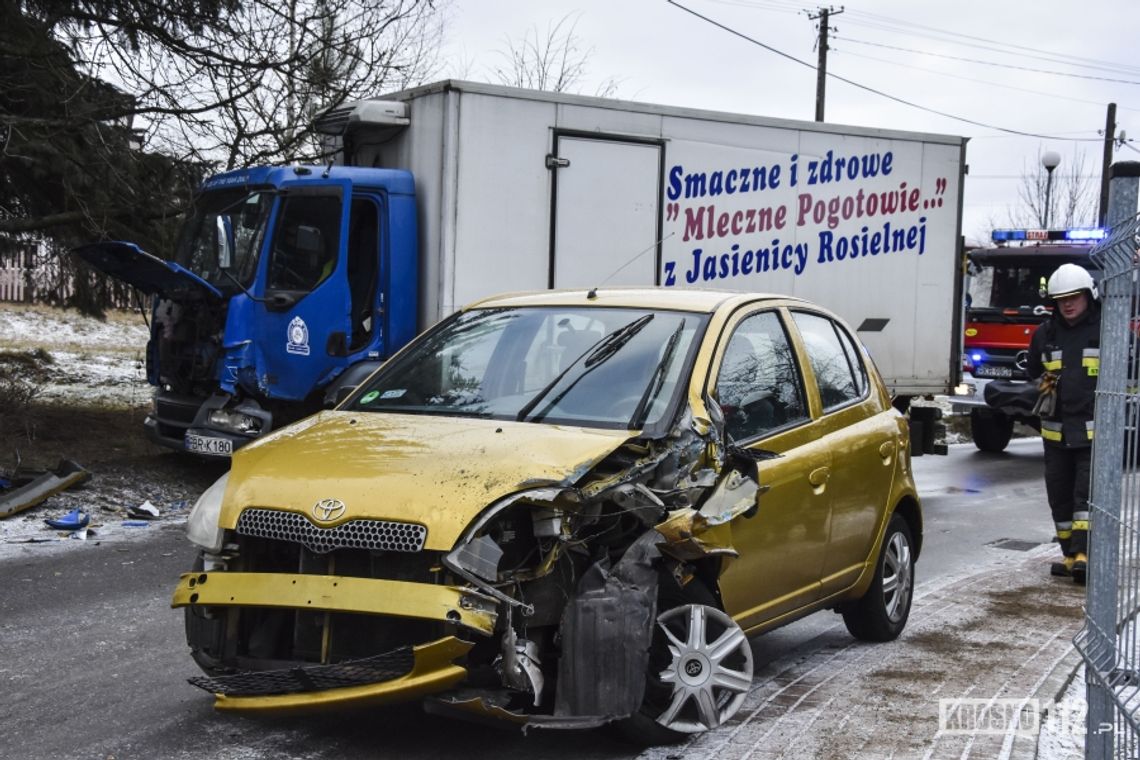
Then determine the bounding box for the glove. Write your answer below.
[1032,372,1058,417]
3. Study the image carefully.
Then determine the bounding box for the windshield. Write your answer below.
[349,306,707,429]
[174,188,274,288]
[967,261,1058,311]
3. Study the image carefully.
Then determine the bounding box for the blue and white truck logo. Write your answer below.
[286,316,311,356]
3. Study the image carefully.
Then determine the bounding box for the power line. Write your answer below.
[706,0,1140,77]
[826,8,1140,77]
[837,48,1140,112]
[665,0,1104,141]
[838,37,1140,86]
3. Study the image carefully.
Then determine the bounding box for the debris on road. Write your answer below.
[0,459,90,519]
[126,500,160,520]
[44,508,90,530]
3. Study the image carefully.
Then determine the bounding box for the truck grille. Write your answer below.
[235,508,427,554]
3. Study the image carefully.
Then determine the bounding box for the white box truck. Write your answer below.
[77,80,966,454]
[321,80,966,394]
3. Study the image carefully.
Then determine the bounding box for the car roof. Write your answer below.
[465,288,807,314]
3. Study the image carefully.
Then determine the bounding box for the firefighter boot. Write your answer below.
[1050,555,1075,578]
[1071,553,1088,585]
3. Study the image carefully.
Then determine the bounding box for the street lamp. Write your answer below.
[1042,150,1061,228]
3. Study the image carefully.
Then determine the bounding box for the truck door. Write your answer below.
[549,133,663,289]
[251,181,352,402]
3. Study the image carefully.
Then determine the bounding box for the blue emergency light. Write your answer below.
[991,228,1106,243]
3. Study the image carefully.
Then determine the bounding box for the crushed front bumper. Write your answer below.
[171,571,499,712]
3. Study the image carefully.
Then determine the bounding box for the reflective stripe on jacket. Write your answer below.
[1027,304,1100,449]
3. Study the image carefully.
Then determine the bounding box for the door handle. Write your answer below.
[808,466,831,488]
[879,441,896,459]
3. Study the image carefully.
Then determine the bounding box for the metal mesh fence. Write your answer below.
[1074,212,1140,760]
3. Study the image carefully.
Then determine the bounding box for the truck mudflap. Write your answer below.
[71,241,223,300]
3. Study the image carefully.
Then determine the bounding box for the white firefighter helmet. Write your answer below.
[1047,263,1099,300]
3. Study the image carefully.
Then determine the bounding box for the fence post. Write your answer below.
[1084,162,1140,760]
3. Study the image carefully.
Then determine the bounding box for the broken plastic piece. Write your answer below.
[45,508,90,530]
[0,460,91,519]
[127,500,161,520]
[121,520,152,528]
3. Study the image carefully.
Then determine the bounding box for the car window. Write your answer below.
[834,322,869,397]
[715,310,809,442]
[791,311,865,411]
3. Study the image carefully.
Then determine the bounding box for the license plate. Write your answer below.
[974,364,1013,379]
[185,432,233,456]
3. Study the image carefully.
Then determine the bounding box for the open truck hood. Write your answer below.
[72,241,223,300]
[220,411,636,551]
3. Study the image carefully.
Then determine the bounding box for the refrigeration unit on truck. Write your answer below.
[73,80,967,457]
[950,228,1105,452]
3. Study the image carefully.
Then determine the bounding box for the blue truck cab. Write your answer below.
[73,165,419,456]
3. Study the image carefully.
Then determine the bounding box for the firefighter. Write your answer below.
[1027,263,1100,585]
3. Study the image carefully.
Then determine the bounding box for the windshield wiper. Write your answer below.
[516,313,655,423]
[630,319,685,429]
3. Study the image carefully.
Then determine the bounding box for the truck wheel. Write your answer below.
[970,408,1013,452]
[841,513,915,642]
[615,579,752,745]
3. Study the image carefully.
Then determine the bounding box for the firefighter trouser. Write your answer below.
[1044,444,1091,556]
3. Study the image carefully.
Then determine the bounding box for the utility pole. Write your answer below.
[807,6,844,122]
[1098,102,1117,227]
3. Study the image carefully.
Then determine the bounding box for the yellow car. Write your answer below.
[173,288,920,742]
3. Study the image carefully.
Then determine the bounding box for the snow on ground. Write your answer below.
[0,303,152,408]
[0,302,214,558]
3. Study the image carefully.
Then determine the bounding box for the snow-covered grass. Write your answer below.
[0,302,221,558]
[0,303,151,408]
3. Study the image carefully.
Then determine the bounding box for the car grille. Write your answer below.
[188,646,415,696]
[235,508,427,554]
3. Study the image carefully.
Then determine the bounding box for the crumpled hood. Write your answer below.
[222,411,634,550]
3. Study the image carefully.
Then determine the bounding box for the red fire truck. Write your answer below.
[951,228,1105,451]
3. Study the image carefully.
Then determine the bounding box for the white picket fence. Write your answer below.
[1,244,135,306]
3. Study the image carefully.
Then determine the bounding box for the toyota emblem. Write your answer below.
[312,498,346,522]
[1014,350,1029,372]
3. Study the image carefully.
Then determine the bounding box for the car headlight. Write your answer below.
[207,409,263,435]
[186,472,229,552]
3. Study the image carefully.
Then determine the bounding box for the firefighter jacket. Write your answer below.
[1027,302,1100,448]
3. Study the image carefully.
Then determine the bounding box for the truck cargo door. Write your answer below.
[549,134,663,289]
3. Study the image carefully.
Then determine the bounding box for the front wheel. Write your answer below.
[842,513,915,642]
[970,408,1013,452]
[617,602,754,745]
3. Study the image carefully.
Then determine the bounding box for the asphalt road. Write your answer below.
[0,438,1055,760]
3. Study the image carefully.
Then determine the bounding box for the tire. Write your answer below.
[184,552,229,677]
[615,580,753,745]
[842,513,915,642]
[970,408,1013,452]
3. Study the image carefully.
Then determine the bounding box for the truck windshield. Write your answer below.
[349,306,707,430]
[966,249,1098,312]
[175,188,274,288]
[967,260,1058,311]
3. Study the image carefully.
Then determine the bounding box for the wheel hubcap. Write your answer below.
[652,604,754,733]
[882,531,913,623]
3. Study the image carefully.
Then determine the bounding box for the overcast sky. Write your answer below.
[439,0,1139,244]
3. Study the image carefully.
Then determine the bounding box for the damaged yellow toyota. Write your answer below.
[173,288,920,743]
